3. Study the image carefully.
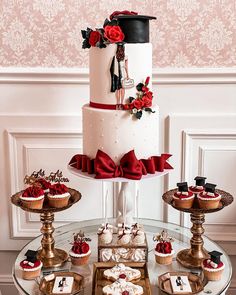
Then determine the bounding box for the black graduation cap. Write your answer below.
[25,250,38,263]
[204,183,217,193]
[177,182,188,192]
[115,15,156,43]
[194,176,207,186]
[208,250,222,264]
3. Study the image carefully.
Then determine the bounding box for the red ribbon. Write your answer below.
[90,101,119,110]
[69,150,173,180]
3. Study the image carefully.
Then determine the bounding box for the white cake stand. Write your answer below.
[68,164,172,224]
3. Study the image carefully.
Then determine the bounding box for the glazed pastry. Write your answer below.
[173,182,194,209]
[103,263,141,282]
[202,251,224,281]
[189,176,206,195]
[98,224,113,244]
[47,183,70,208]
[20,250,42,280]
[118,229,131,245]
[103,278,143,295]
[131,230,145,245]
[153,230,174,265]
[35,178,51,193]
[20,186,44,209]
[197,183,221,209]
[69,231,91,266]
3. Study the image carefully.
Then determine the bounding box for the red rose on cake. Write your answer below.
[20,185,45,209]
[153,230,174,265]
[47,183,70,208]
[133,99,144,110]
[104,25,124,43]
[89,30,101,47]
[35,178,51,193]
[69,231,91,266]
[142,95,152,107]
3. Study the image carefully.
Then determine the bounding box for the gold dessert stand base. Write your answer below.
[163,189,233,269]
[11,188,81,268]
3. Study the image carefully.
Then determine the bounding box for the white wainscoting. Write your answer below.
[0,68,235,254]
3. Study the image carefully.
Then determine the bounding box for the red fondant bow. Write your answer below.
[95,149,143,180]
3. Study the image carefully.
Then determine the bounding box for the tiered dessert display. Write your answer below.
[11,170,81,268]
[162,177,233,269]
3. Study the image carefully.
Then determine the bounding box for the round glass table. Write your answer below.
[13,218,232,295]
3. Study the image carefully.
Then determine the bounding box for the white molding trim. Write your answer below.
[7,128,82,238]
[0,274,13,284]
[0,67,236,84]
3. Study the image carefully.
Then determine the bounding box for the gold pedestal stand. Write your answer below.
[163,189,233,269]
[11,188,81,268]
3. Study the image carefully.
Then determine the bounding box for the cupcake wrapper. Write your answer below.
[203,268,223,281]
[48,196,70,208]
[70,253,91,266]
[198,198,220,209]
[22,268,41,280]
[20,198,44,210]
[174,197,194,209]
[155,254,173,265]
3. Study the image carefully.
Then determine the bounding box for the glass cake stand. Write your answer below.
[12,218,232,295]
[68,165,172,224]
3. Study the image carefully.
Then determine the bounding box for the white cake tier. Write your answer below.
[83,104,159,164]
[89,43,152,106]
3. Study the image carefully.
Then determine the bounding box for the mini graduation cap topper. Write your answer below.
[208,250,223,264]
[194,176,207,186]
[177,182,188,192]
[204,183,217,193]
[115,14,156,43]
[25,250,38,263]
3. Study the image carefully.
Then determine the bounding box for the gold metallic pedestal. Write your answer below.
[11,188,81,268]
[163,189,233,269]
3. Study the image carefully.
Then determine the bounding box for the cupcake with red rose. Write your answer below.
[197,183,221,210]
[153,230,174,265]
[69,231,91,266]
[189,176,207,195]
[20,185,44,209]
[173,182,194,209]
[47,183,70,208]
[20,250,42,280]
[35,177,51,194]
[202,251,225,281]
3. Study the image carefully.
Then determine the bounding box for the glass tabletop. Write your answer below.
[13,218,232,295]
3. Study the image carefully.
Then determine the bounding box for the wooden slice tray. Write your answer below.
[39,271,84,295]
[92,262,151,295]
[158,272,206,295]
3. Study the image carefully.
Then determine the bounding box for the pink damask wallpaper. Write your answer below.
[0,0,236,68]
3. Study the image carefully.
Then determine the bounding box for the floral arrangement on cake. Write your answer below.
[81,10,137,49]
[69,231,91,265]
[123,76,155,119]
[153,230,174,265]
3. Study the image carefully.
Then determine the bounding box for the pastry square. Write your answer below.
[103,263,141,282]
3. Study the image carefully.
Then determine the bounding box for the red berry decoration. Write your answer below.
[122,291,129,295]
[119,273,127,279]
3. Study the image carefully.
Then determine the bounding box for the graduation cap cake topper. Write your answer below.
[208,250,222,265]
[204,183,217,193]
[115,14,156,43]
[194,176,207,186]
[177,182,188,192]
[25,250,38,263]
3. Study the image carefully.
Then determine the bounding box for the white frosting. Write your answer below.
[198,194,221,201]
[20,261,43,272]
[89,43,152,105]
[20,194,44,201]
[103,278,143,295]
[99,230,113,244]
[203,264,225,272]
[104,263,141,282]
[132,231,145,245]
[83,104,159,164]
[100,248,145,263]
[69,249,91,258]
[173,195,194,201]
[47,192,70,199]
[154,250,175,257]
